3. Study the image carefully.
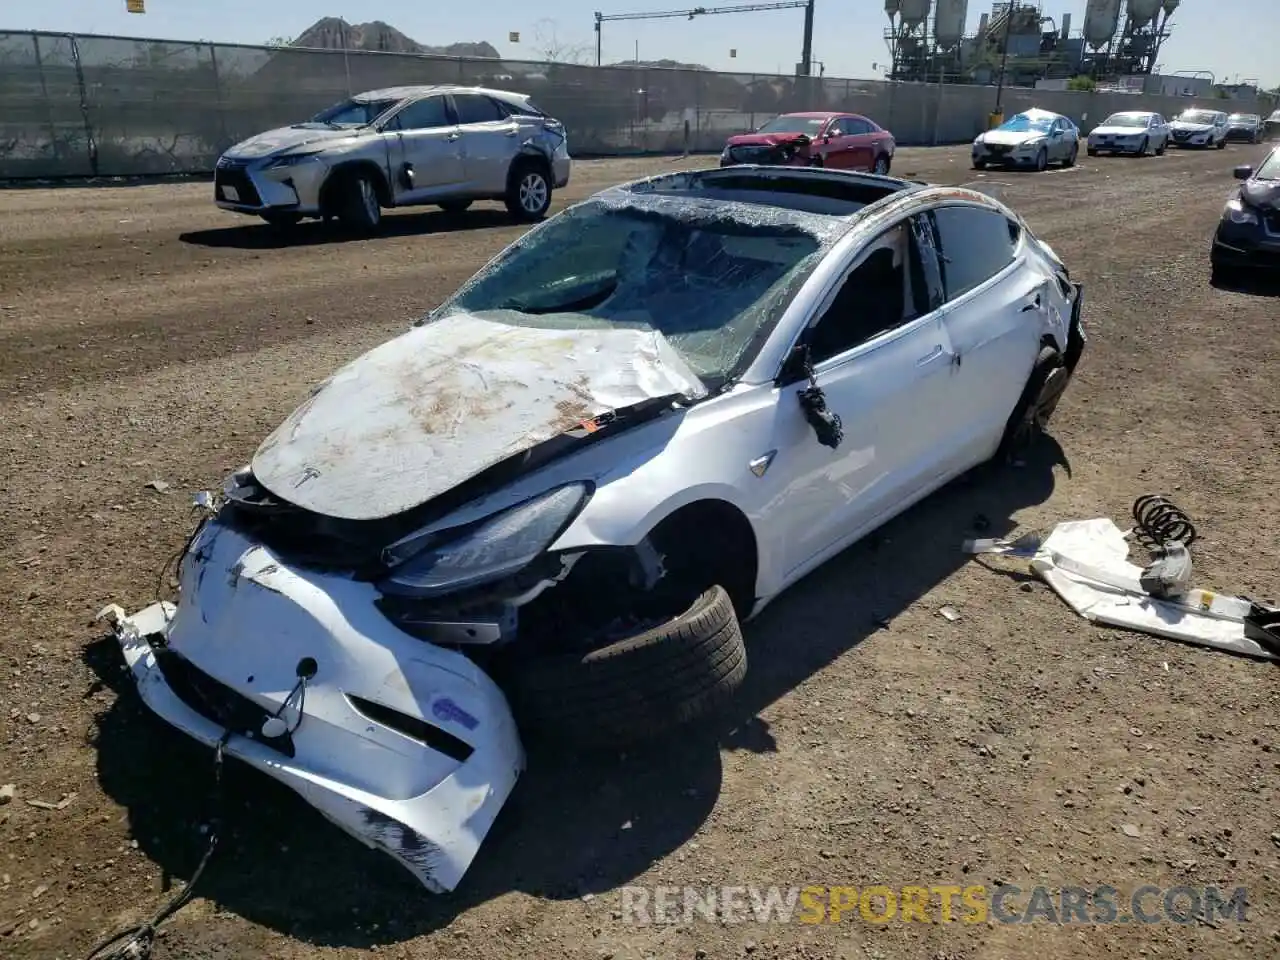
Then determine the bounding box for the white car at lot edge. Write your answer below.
[1086,111,1170,157]
[103,165,1087,896]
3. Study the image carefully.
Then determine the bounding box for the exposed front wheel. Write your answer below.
[503,586,748,749]
[972,159,987,170]
[1155,139,1166,155]
[1034,147,1048,172]
[505,162,552,222]
[1063,143,1078,167]
[339,171,382,232]
[1136,136,1150,156]
[1216,137,1226,150]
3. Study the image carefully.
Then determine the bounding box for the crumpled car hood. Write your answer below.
[224,125,356,159]
[252,312,707,521]
[1241,179,1280,211]
[727,132,811,147]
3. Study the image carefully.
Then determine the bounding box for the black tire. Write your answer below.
[808,154,824,168]
[1034,147,1048,172]
[438,199,473,214]
[261,212,301,228]
[1155,139,1166,156]
[873,153,890,175]
[972,159,987,170]
[1086,147,1098,157]
[337,169,381,232]
[1136,136,1149,157]
[504,586,747,749]
[1210,261,1238,287]
[1216,136,1226,150]
[1062,143,1077,167]
[505,160,552,222]
[995,345,1067,461]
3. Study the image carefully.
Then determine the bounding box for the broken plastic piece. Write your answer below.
[962,531,1042,557]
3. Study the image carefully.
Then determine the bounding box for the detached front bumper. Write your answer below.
[101,518,524,894]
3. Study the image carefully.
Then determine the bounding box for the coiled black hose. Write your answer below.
[1132,495,1197,548]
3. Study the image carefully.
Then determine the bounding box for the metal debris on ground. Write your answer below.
[26,791,77,811]
[966,496,1279,661]
[938,605,962,622]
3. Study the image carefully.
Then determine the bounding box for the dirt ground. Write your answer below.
[2,144,1279,960]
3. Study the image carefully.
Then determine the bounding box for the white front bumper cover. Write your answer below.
[100,517,524,894]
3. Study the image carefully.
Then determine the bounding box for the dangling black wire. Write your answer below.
[83,732,230,960]
[1132,495,1197,549]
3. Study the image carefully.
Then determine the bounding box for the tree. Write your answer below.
[530,19,592,65]
[1066,75,1096,92]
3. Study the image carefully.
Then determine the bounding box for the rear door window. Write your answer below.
[454,94,508,125]
[930,205,1019,302]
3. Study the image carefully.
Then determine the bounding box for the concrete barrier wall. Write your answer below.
[0,29,1270,178]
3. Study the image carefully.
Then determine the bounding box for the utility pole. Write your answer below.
[993,0,1014,115]
[799,0,814,76]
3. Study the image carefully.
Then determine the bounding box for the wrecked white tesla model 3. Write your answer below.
[103,165,1086,895]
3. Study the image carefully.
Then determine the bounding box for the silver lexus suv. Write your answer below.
[213,85,572,230]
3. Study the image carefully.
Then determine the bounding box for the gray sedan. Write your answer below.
[972,108,1079,172]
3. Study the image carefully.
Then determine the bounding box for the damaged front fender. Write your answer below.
[101,517,524,894]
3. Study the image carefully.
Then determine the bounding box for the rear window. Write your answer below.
[931,205,1019,302]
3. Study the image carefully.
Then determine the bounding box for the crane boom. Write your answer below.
[592,1,815,75]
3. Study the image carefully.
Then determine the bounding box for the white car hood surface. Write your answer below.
[1169,122,1213,133]
[225,125,356,159]
[980,130,1045,147]
[1091,125,1145,137]
[252,311,707,521]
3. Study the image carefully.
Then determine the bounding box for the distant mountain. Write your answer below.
[613,59,715,72]
[291,17,500,59]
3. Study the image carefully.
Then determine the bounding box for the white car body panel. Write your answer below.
[106,169,1082,894]
[102,519,523,894]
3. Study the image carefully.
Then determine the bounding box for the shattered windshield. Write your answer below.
[1176,110,1216,125]
[998,114,1054,133]
[302,97,398,128]
[1255,152,1280,180]
[432,197,837,381]
[1101,113,1148,128]
[756,115,827,136]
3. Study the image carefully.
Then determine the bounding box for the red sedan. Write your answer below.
[720,111,896,174]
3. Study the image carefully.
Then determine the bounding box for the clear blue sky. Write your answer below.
[8,0,1275,88]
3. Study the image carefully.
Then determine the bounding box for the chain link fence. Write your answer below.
[1,30,1271,180]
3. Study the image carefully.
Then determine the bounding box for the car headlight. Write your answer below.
[378,482,591,597]
[1225,197,1260,225]
[263,152,322,169]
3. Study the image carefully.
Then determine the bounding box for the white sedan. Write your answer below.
[104,165,1087,896]
[1087,110,1170,157]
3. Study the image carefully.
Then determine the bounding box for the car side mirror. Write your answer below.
[1233,165,1253,180]
[778,342,812,387]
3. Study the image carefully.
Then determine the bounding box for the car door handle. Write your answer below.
[1020,294,1042,313]
[916,344,944,365]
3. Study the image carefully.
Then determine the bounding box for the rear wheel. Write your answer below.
[505,160,552,222]
[995,345,1068,461]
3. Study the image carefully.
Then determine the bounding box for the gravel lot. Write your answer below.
[2,144,1279,960]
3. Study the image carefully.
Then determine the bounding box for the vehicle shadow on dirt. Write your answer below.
[1209,271,1280,297]
[177,208,525,250]
[81,438,1065,950]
